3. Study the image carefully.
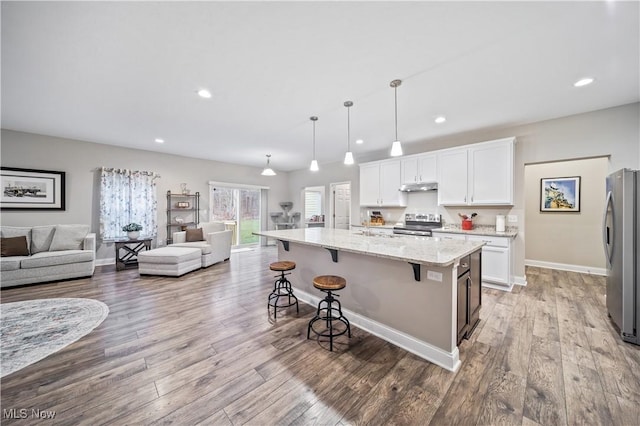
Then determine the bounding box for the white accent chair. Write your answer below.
[171,222,232,267]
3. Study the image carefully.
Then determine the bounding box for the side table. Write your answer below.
[115,238,152,270]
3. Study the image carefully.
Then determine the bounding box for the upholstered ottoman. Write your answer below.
[138,247,202,277]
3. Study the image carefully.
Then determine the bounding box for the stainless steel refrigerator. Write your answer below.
[603,168,639,345]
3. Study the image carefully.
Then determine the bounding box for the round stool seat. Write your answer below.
[313,275,346,291]
[270,261,296,272]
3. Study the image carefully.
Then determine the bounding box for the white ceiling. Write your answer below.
[2,1,638,172]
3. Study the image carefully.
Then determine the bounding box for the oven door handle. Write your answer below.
[393,229,431,236]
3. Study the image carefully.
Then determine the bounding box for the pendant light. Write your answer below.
[344,101,354,165]
[309,116,319,172]
[261,154,276,176]
[390,79,403,157]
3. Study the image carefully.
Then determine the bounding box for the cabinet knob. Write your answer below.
[461,263,469,268]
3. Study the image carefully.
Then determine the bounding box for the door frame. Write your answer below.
[329,181,351,229]
[208,181,269,247]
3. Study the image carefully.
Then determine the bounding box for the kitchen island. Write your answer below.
[254,228,484,371]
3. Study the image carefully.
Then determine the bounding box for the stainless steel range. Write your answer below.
[393,213,442,236]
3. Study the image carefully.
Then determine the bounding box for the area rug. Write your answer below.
[1,298,109,378]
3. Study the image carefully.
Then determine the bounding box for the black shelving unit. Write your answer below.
[166,191,199,244]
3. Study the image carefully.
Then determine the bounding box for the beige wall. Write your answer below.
[524,157,608,272]
[287,160,360,227]
[0,129,290,262]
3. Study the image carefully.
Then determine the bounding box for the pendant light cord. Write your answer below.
[394,85,398,141]
[312,119,316,159]
[347,106,351,151]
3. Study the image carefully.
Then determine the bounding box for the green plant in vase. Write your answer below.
[122,223,143,239]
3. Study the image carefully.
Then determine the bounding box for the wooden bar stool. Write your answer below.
[268,261,299,319]
[307,275,351,351]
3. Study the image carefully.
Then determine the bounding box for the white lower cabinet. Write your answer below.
[433,232,513,290]
[475,245,509,285]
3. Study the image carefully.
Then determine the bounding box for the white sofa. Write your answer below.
[0,225,96,288]
[171,222,232,267]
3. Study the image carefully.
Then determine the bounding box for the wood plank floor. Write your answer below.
[1,246,639,425]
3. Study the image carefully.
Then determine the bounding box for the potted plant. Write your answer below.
[122,223,143,240]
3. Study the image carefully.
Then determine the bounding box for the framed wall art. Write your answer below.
[540,176,580,212]
[0,167,66,210]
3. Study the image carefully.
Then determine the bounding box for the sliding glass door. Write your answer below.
[210,185,261,246]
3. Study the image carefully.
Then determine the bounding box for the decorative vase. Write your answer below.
[127,231,140,240]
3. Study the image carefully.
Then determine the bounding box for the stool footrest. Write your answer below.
[308,316,351,339]
[307,288,351,351]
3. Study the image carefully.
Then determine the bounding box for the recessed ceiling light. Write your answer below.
[356,139,364,144]
[574,78,594,87]
[197,89,212,98]
[154,138,165,144]
[434,116,447,124]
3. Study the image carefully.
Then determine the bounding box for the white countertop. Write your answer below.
[433,225,518,238]
[254,228,484,267]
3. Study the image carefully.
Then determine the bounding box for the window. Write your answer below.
[304,190,322,219]
[99,168,158,240]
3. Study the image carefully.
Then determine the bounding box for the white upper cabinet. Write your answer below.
[438,137,515,206]
[401,154,437,184]
[362,137,514,207]
[437,149,469,205]
[359,163,380,206]
[359,159,407,207]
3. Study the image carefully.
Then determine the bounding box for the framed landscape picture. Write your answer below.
[540,176,580,212]
[0,167,66,210]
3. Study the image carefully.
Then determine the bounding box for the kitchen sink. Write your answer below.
[353,230,395,238]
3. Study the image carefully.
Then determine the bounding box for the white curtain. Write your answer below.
[100,168,159,240]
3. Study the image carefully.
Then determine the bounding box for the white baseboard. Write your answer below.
[524,259,606,276]
[95,259,115,267]
[513,275,528,286]
[293,287,461,372]
[482,281,514,292]
[481,275,527,291]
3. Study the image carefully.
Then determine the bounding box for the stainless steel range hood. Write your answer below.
[399,182,438,192]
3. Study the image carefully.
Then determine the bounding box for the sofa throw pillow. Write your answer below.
[0,226,32,253]
[31,225,57,254]
[49,225,90,251]
[1,236,30,257]
[185,228,204,242]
